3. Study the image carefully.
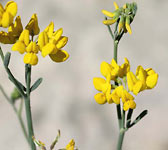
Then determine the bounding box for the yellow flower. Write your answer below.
[12,29,39,65]
[8,16,23,38]
[123,100,136,111]
[93,75,112,104]
[111,85,136,110]
[38,22,69,63]
[127,66,158,95]
[0,16,23,44]
[66,139,75,150]
[25,13,40,36]
[118,58,130,78]
[0,1,17,28]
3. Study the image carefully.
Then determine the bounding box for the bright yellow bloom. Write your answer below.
[93,75,112,104]
[38,22,69,62]
[12,29,39,65]
[123,100,136,111]
[8,16,23,38]
[66,139,75,150]
[0,1,17,28]
[111,85,136,110]
[118,58,130,78]
[0,16,23,44]
[127,66,158,95]
[25,13,40,36]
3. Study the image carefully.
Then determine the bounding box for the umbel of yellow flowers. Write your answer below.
[102,2,137,34]
[0,1,69,65]
[93,58,158,111]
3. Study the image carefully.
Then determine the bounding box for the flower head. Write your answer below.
[127,66,158,95]
[38,22,69,62]
[102,2,137,34]
[12,29,39,65]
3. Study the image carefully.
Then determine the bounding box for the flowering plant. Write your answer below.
[93,2,158,150]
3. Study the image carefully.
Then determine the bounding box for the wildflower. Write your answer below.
[0,16,23,44]
[12,29,39,65]
[0,1,17,28]
[127,66,158,95]
[25,13,40,36]
[38,22,69,62]
[93,75,112,104]
[66,139,75,150]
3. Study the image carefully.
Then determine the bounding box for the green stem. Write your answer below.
[24,64,36,150]
[116,104,122,129]
[117,128,125,150]
[0,85,29,143]
[114,40,118,63]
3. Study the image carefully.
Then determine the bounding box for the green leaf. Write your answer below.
[30,78,43,92]
[4,52,11,68]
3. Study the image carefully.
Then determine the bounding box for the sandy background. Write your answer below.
[0,0,167,150]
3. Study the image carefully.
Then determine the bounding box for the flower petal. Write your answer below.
[5,1,17,17]
[94,93,107,104]
[23,53,38,65]
[41,43,56,57]
[12,41,26,54]
[93,77,106,91]
[49,50,69,62]
[146,73,158,89]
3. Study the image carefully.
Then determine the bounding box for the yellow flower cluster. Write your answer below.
[0,1,69,65]
[93,58,158,111]
[102,2,137,34]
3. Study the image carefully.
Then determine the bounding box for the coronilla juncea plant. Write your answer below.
[93,2,159,150]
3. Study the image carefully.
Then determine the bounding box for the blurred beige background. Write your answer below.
[0,0,167,149]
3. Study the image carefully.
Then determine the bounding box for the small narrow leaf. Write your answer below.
[30,78,43,92]
[4,52,11,67]
[128,110,148,128]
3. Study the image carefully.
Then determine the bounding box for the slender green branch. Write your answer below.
[24,64,36,150]
[117,128,125,150]
[0,84,29,143]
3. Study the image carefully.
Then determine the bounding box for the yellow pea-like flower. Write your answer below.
[0,1,17,28]
[38,22,69,63]
[123,100,136,111]
[118,57,130,78]
[23,53,38,66]
[8,16,23,38]
[25,14,40,36]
